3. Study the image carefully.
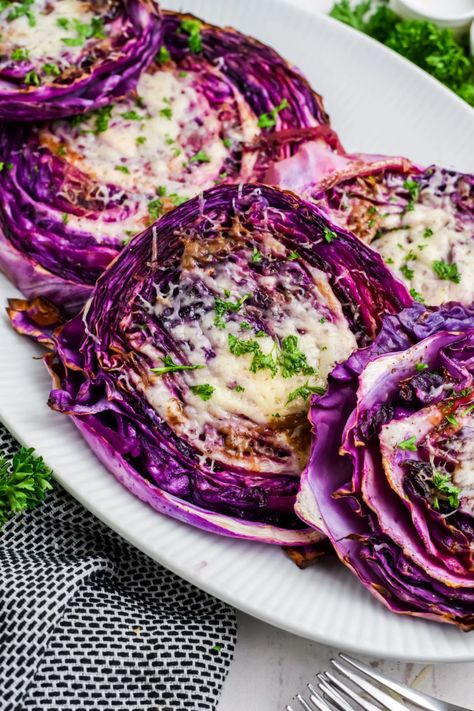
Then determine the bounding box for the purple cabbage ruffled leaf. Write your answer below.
[9,183,411,543]
[265,140,474,307]
[0,10,329,312]
[0,0,162,121]
[297,302,474,628]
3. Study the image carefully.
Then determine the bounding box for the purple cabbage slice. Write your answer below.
[9,184,411,543]
[0,10,329,312]
[265,140,474,307]
[0,0,162,120]
[297,302,474,628]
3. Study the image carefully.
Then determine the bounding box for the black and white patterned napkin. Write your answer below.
[0,423,237,711]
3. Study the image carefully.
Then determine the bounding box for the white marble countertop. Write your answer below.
[218,612,474,710]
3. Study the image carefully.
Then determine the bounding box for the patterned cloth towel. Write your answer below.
[0,424,237,711]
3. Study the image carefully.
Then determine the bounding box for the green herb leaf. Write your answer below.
[121,110,144,121]
[257,98,289,129]
[397,436,417,451]
[400,264,414,280]
[157,46,171,64]
[278,335,315,379]
[0,447,53,529]
[415,362,428,372]
[432,260,461,284]
[323,227,337,243]
[288,251,300,261]
[11,47,30,61]
[148,198,163,221]
[445,413,459,427]
[190,383,215,401]
[180,18,203,53]
[432,471,461,511]
[115,165,130,174]
[214,293,250,328]
[189,150,211,164]
[24,70,40,86]
[251,247,262,264]
[409,287,425,303]
[151,354,204,376]
[287,382,326,404]
[423,227,433,238]
[42,62,61,76]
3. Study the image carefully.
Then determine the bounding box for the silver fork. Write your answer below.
[286,653,473,711]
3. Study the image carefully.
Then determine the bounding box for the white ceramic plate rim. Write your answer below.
[1,0,474,662]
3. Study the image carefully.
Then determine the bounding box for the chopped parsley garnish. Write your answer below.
[62,213,68,224]
[42,62,61,76]
[400,264,414,280]
[385,257,394,265]
[323,227,337,243]
[287,382,326,404]
[432,472,461,511]
[228,333,314,380]
[432,260,461,284]
[403,179,419,202]
[6,0,36,26]
[190,384,215,401]
[410,288,425,303]
[92,105,113,133]
[157,46,171,64]
[121,110,144,121]
[222,138,232,149]
[240,321,252,330]
[257,98,289,129]
[211,643,223,653]
[189,150,211,164]
[251,248,262,264]
[11,47,30,61]
[288,251,300,261]
[0,162,12,172]
[423,227,433,238]
[278,336,315,378]
[462,403,474,416]
[415,362,428,372]
[234,385,245,392]
[445,414,459,427]
[24,70,40,86]
[59,17,105,46]
[228,334,260,356]
[151,355,204,376]
[397,436,417,451]
[115,165,130,174]
[136,136,147,145]
[214,294,250,328]
[148,198,163,221]
[160,106,173,120]
[319,317,327,323]
[0,447,53,529]
[180,18,203,53]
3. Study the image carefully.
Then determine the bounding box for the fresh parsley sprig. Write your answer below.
[0,447,53,530]
[330,1,474,107]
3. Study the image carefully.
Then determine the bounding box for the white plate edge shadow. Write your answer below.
[1,0,474,662]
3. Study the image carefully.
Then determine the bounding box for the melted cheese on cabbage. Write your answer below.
[43,68,259,243]
[137,249,357,473]
[375,203,473,305]
[1,0,95,61]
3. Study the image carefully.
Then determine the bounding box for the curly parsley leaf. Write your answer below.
[0,447,53,529]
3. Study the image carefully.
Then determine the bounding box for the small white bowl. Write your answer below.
[391,0,474,34]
